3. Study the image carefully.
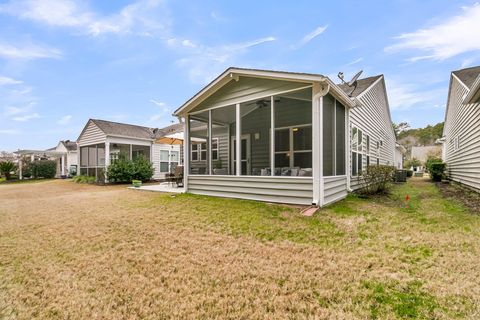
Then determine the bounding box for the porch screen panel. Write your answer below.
[335,101,346,175]
[240,98,271,176]
[273,87,312,177]
[132,145,150,161]
[211,105,235,175]
[323,94,335,176]
[189,111,209,175]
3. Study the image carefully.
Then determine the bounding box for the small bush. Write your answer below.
[106,156,154,183]
[0,161,16,180]
[429,162,446,182]
[72,175,96,184]
[358,165,396,195]
[425,156,442,173]
[30,160,56,179]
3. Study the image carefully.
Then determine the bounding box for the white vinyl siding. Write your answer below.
[443,76,480,191]
[77,121,106,146]
[349,77,396,190]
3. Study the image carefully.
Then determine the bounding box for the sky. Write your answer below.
[1,0,480,151]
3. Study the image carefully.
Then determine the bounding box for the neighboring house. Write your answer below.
[440,65,480,192]
[76,119,183,182]
[173,67,396,206]
[52,140,78,177]
[395,143,406,169]
[410,145,442,172]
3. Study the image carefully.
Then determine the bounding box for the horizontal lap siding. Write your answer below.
[195,77,309,112]
[78,122,106,146]
[323,176,348,205]
[350,78,396,190]
[444,77,480,192]
[188,176,313,205]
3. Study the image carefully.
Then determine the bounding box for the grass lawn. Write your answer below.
[0,178,479,319]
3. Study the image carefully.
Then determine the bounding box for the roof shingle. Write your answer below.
[452,66,480,89]
[338,75,383,97]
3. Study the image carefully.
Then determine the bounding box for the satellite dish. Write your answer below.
[348,70,363,87]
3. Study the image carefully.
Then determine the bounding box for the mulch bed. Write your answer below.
[437,181,480,214]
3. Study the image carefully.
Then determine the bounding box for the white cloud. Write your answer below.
[173,36,276,83]
[57,115,72,125]
[0,43,62,60]
[148,99,170,123]
[300,25,328,46]
[0,129,20,135]
[3,102,35,116]
[345,57,363,67]
[386,80,444,110]
[0,76,22,85]
[385,3,480,61]
[0,0,168,37]
[12,112,40,122]
[149,99,166,107]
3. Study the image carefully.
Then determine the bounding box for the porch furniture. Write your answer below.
[173,166,184,187]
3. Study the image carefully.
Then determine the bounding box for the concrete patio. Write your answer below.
[128,182,185,193]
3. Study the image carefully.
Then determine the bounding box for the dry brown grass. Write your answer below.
[0,178,479,319]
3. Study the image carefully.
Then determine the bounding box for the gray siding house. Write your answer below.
[77,119,183,182]
[441,66,480,192]
[174,67,396,206]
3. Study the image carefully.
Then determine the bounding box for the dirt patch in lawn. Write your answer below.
[437,181,480,214]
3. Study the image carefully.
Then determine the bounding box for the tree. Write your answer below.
[0,161,16,180]
[393,122,410,138]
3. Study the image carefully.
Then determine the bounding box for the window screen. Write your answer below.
[323,95,335,176]
[335,102,346,175]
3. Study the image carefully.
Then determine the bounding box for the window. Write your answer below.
[274,125,312,171]
[351,127,363,176]
[453,136,460,150]
[211,138,219,161]
[132,145,150,161]
[79,143,106,181]
[191,143,208,161]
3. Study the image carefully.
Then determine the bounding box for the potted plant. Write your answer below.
[132,179,142,188]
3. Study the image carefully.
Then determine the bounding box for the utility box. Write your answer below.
[395,170,407,182]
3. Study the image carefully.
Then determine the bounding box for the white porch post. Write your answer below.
[61,154,65,176]
[235,103,241,176]
[208,109,212,175]
[19,157,23,180]
[346,107,351,191]
[184,116,190,190]
[312,82,328,206]
[105,139,110,182]
[270,96,275,176]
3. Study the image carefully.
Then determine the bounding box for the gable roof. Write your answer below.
[452,66,480,89]
[61,140,77,151]
[338,75,383,97]
[90,119,156,140]
[173,67,356,116]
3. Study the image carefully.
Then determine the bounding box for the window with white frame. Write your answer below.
[191,138,218,162]
[351,127,363,177]
[453,136,459,151]
[274,124,312,168]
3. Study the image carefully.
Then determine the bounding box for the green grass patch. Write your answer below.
[147,193,344,245]
[0,178,53,185]
[362,280,439,319]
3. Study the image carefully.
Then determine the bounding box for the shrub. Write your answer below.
[404,158,422,169]
[425,156,442,173]
[0,161,16,180]
[72,175,96,184]
[30,160,56,179]
[106,156,154,183]
[429,162,446,182]
[358,165,396,195]
[406,170,413,178]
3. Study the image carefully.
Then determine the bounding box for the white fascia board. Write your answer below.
[173,68,356,117]
[463,75,480,104]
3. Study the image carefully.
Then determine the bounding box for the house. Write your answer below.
[173,67,396,206]
[52,140,78,177]
[395,143,406,169]
[77,119,183,182]
[440,65,480,192]
[410,145,442,172]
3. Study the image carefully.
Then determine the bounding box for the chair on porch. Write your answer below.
[173,165,184,187]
